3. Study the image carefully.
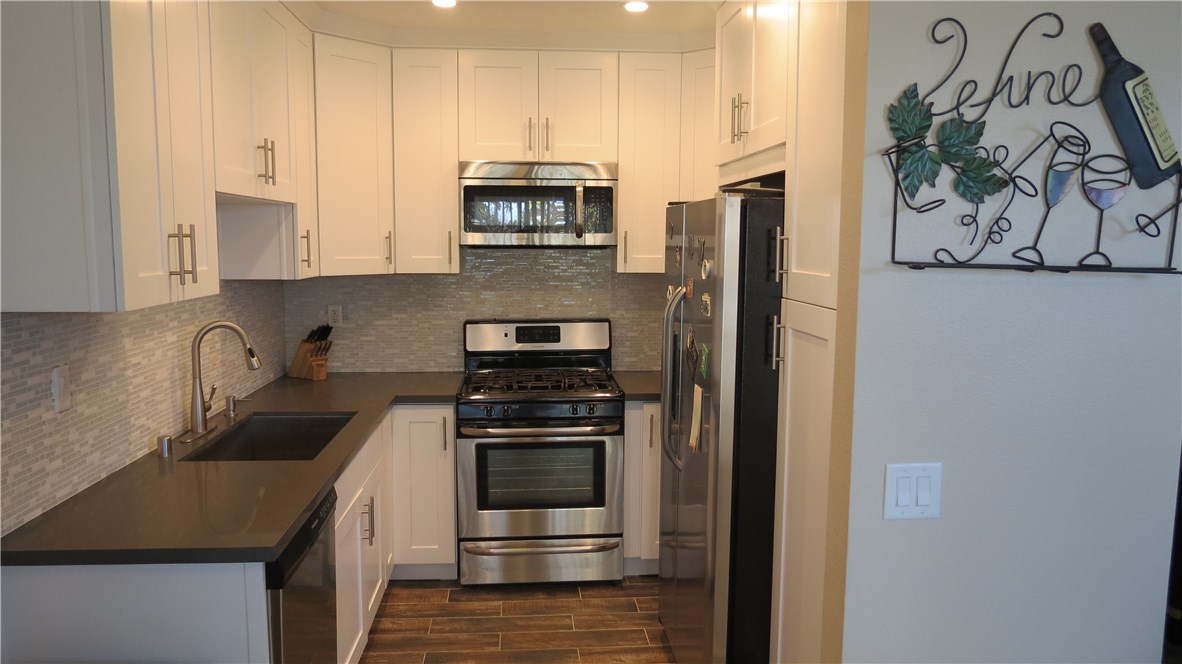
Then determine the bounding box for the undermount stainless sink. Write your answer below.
[181,412,356,462]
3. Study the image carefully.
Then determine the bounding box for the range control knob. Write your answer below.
[569,404,580,416]
[483,405,494,417]
[587,404,597,416]
[501,405,512,417]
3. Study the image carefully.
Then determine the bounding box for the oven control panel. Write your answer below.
[516,325,561,344]
[457,400,624,421]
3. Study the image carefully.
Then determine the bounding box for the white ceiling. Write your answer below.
[300,1,718,35]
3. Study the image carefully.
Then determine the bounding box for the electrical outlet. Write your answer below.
[51,364,73,414]
[327,305,343,327]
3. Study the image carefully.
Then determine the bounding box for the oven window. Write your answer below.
[463,185,614,234]
[475,441,605,510]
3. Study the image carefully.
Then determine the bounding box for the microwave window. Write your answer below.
[463,185,613,234]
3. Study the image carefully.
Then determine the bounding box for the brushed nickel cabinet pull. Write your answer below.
[443,416,448,452]
[447,231,453,266]
[648,413,654,448]
[772,313,786,368]
[730,96,738,144]
[187,224,198,283]
[385,231,393,264]
[737,93,749,141]
[269,139,277,185]
[527,117,534,154]
[544,117,551,153]
[774,230,789,282]
[169,224,186,285]
[301,231,313,266]
[623,231,628,264]
[257,140,269,183]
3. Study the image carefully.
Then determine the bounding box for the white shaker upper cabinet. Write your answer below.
[458,50,539,161]
[617,52,681,274]
[315,34,395,276]
[1,0,218,312]
[393,49,459,274]
[459,50,618,162]
[539,51,619,163]
[680,49,718,202]
[782,0,845,309]
[210,1,303,202]
[715,1,790,166]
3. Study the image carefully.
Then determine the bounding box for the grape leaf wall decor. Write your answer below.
[884,13,1181,274]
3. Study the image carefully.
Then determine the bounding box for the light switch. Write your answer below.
[884,462,942,520]
[915,476,932,507]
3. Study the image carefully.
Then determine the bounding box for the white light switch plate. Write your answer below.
[884,462,941,520]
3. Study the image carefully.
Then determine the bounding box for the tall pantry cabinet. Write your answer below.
[1,0,219,312]
[769,2,867,663]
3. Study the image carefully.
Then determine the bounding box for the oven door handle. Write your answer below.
[462,541,621,556]
[459,423,622,437]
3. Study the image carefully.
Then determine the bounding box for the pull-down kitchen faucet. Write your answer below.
[189,321,262,435]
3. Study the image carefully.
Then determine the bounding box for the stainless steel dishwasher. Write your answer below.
[266,488,337,663]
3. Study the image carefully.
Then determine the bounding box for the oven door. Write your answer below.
[456,423,623,540]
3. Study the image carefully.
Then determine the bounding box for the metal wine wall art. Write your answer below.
[884,13,1181,275]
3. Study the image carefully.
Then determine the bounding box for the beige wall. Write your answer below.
[844,2,1182,661]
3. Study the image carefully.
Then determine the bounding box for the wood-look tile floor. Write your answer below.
[360,575,673,664]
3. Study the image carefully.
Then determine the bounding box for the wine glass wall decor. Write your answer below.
[884,13,1181,275]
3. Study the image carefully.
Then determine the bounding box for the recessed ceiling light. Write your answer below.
[432,0,456,8]
[624,1,649,12]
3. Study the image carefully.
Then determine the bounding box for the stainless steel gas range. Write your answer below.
[455,319,625,585]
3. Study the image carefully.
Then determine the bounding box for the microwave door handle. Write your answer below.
[575,181,585,240]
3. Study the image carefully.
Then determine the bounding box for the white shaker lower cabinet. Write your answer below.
[391,404,457,578]
[624,401,661,574]
[315,34,395,276]
[336,408,393,664]
[617,53,681,274]
[769,298,837,664]
[2,0,219,312]
[1,563,271,662]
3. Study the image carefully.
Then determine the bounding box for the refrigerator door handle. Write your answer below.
[660,286,687,470]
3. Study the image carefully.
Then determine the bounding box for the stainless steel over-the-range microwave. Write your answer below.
[459,161,617,247]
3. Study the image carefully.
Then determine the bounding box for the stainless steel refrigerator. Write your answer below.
[659,193,783,663]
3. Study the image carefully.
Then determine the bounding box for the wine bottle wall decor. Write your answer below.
[884,12,1181,275]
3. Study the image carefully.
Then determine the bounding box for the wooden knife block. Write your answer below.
[288,341,329,380]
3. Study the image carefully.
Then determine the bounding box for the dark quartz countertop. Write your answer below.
[1,370,659,567]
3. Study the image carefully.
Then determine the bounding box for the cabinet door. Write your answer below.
[744,0,790,154]
[152,0,219,303]
[783,0,844,309]
[291,21,319,278]
[769,298,836,664]
[336,488,366,664]
[315,34,394,275]
[715,2,751,165]
[360,464,387,627]
[393,49,459,274]
[250,3,298,201]
[109,0,173,310]
[209,1,259,197]
[624,401,662,561]
[680,49,717,202]
[392,405,456,566]
[539,51,619,162]
[638,402,662,561]
[617,52,680,274]
[458,50,539,161]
